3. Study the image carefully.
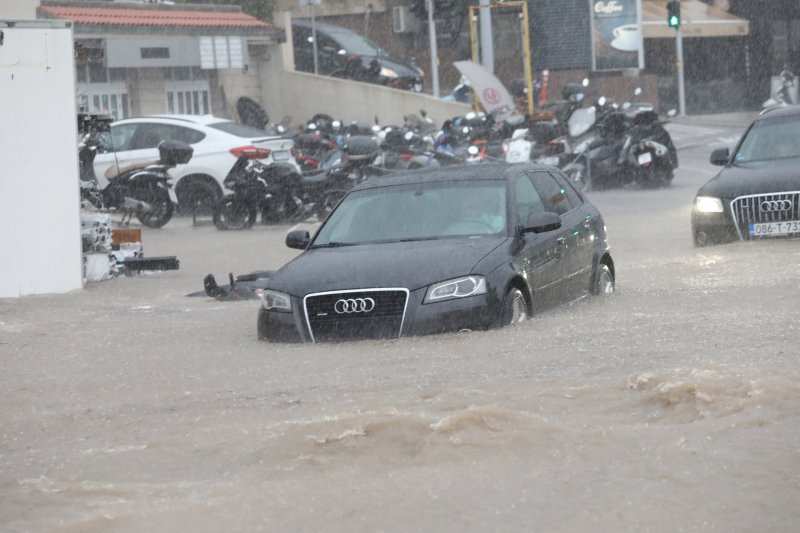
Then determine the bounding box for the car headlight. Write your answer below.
[425,276,486,303]
[695,196,724,213]
[380,67,398,78]
[262,289,292,312]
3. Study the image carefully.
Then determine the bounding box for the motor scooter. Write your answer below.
[78,113,186,228]
[561,108,677,191]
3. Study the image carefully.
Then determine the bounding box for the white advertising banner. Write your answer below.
[453,60,519,121]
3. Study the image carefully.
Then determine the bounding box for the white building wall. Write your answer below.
[1,0,38,20]
[0,21,83,297]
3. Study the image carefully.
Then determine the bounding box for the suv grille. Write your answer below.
[730,192,800,239]
[303,289,409,342]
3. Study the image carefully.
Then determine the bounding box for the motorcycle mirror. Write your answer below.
[582,78,590,87]
[634,87,643,96]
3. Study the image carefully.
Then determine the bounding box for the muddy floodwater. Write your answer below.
[2,139,800,531]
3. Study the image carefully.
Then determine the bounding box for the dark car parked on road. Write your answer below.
[692,106,800,246]
[257,162,615,343]
[292,20,424,92]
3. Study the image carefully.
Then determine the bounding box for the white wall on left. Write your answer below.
[0,21,83,297]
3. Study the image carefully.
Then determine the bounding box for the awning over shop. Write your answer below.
[642,0,749,38]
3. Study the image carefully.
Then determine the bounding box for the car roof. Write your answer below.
[292,19,360,35]
[116,114,230,126]
[351,162,555,191]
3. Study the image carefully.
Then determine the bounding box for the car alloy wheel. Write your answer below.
[503,287,529,325]
[593,264,615,295]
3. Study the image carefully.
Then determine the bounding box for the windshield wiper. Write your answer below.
[308,241,356,249]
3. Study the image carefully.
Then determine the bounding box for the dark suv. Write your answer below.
[692,105,800,245]
[292,20,424,92]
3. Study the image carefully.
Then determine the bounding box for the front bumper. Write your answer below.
[257,288,501,343]
[691,208,738,245]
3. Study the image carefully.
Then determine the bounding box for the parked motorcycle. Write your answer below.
[78,113,186,228]
[214,135,382,229]
[561,108,678,191]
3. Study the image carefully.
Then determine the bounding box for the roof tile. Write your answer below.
[39,5,272,30]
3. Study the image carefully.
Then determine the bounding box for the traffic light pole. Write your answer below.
[675,6,686,116]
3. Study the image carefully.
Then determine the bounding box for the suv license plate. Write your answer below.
[749,220,800,237]
[273,150,290,161]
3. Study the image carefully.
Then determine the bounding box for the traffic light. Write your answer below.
[667,0,681,28]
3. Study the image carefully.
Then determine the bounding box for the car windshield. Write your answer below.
[734,115,800,162]
[326,28,388,57]
[208,121,271,138]
[312,181,508,246]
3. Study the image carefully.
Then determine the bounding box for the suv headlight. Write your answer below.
[425,276,486,303]
[695,196,724,213]
[262,290,292,312]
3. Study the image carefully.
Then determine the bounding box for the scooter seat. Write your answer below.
[105,160,160,179]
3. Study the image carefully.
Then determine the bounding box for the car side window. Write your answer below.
[170,125,205,145]
[514,175,546,226]
[130,124,204,150]
[530,172,574,215]
[550,171,584,206]
[106,123,138,151]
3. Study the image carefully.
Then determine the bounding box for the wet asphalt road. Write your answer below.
[2,120,799,532]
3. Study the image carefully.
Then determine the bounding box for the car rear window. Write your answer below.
[209,121,270,138]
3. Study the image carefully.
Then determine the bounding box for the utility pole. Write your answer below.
[479,0,494,72]
[426,0,440,97]
[676,23,686,116]
[668,0,686,116]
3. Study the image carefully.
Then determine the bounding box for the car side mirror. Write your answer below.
[521,212,562,234]
[710,147,730,166]
[286,230,311,250]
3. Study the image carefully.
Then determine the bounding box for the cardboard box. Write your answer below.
[112,228,142,245]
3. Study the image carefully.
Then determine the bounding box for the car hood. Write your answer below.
[362,56,421,78]
[269,236,509,296]
[699,159,800,198]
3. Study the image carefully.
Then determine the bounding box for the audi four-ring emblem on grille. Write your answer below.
[760,199,793,212]
[334,297,376,314]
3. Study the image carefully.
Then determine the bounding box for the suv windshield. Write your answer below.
[326,28,387,57]
[312,181,508,247]
[734,115,800,162]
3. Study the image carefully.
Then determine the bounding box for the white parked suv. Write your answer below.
[92,114,300,214]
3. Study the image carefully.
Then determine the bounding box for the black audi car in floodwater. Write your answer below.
[257,163,615,343]
[692,106,800,246]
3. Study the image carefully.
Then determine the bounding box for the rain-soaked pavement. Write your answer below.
[1,122,799,532]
